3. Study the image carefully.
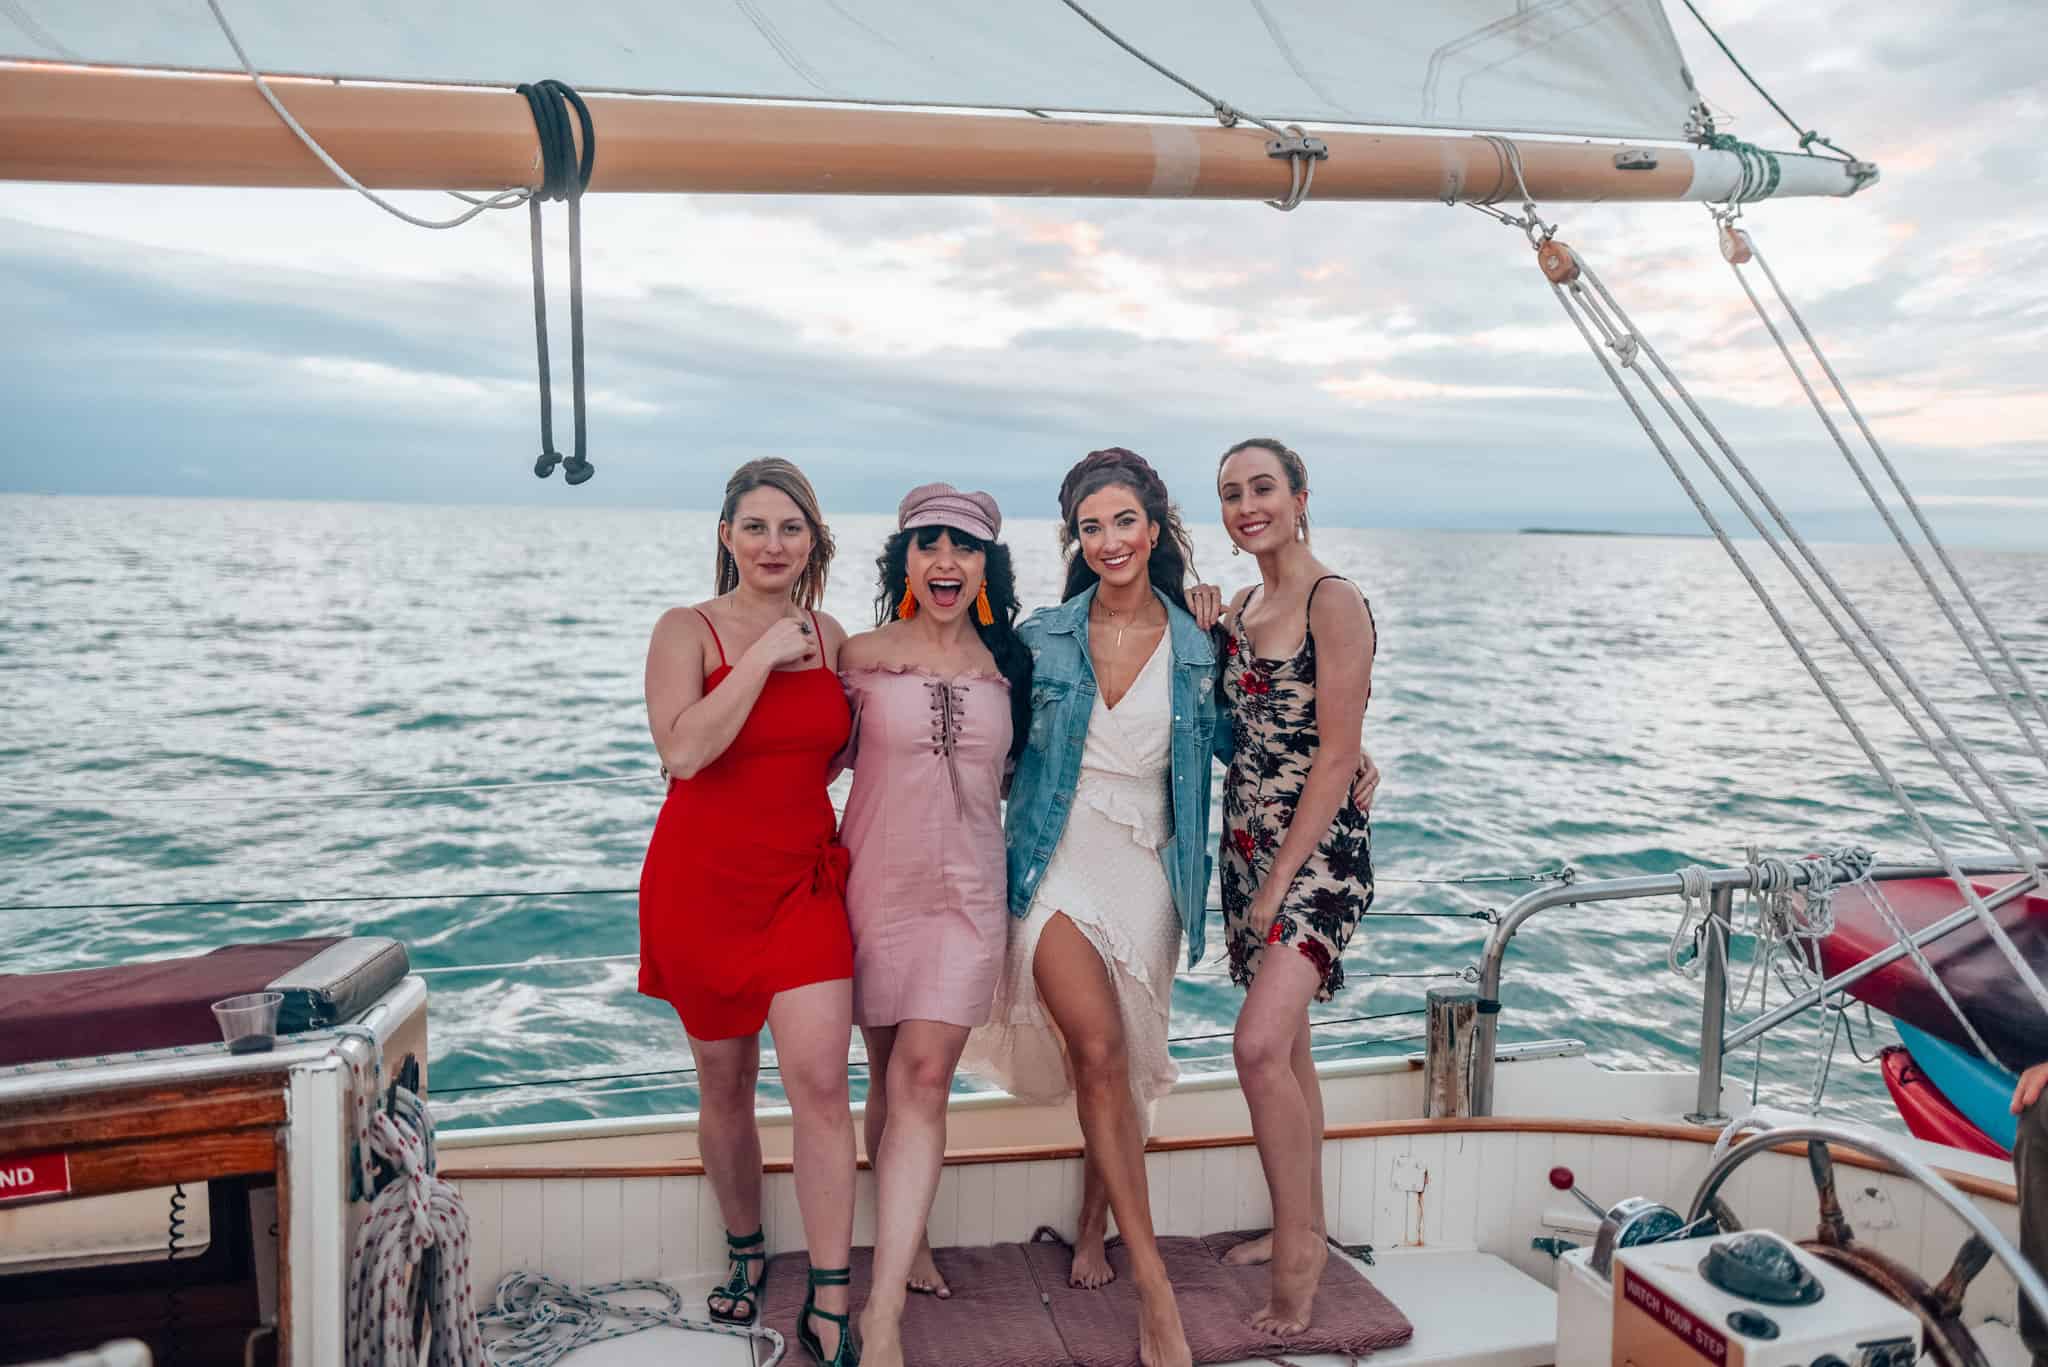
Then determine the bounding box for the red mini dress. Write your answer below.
[638,610,854,1041]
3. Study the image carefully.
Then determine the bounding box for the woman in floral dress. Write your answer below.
[1214,437,1378,1339]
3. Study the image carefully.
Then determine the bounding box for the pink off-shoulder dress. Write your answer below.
[839,665,1012,1029]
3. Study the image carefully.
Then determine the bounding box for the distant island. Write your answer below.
[1519,527,1709,539]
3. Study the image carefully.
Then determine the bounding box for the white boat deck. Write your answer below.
[533,1247,1555,1367]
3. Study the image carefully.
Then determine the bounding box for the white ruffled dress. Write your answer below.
[963,635,1181,1132]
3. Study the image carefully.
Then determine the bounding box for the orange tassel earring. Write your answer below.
[975,584,995,627]
[897,584,918,620]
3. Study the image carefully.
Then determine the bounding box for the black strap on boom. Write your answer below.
[517,79,596,485]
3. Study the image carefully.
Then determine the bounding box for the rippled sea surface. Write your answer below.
[5,493,2045,1133]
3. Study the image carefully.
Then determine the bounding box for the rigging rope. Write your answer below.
[1055,0,1326,210]
[1676,0,1860,163]
[1536,236,2048,1030]
[207,1,599,486]
[1682,224,2048,872]
[347,1086,488,1367]
[1727,225,2048,778]
[204,0,533,230]
[517,79,596,486]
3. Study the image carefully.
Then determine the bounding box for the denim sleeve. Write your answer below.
[1210,698,1234,768]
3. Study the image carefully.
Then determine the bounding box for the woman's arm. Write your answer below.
[1245,583,1376,934]
[1210,586,1255,769]
[828,622,880,782]
[645,607,814,779]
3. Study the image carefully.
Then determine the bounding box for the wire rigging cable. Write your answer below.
[1533,230,2048,1029]
[1723,222,2048,777]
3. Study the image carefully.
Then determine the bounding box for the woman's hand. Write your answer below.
[1351,748,1382,811]
[744,616,817,671]
[2012,1060,2048,1114]
[1187,582,1224,632]
[1248,879,1286,942]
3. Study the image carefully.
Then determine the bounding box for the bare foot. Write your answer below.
[857,1301,904,1367]
[1250,1229,1327,1336]
[1070,1224,1117,1289]
[908,1236,952,1298]
[1221,1230,1273,1266]
[1135,1276,1193,1367]
[1136,1276,1193,1367]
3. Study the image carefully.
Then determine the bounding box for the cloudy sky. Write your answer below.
[2,2,2043,547]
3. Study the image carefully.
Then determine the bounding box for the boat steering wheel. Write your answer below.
[1688,1124,2048,1367]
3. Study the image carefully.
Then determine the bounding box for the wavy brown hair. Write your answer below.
[1055,447,1198,613]
[714,458,834,608]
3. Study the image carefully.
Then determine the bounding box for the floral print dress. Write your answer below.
[1220,575,1376,1002]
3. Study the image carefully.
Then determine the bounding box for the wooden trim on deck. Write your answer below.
[0,1073,287,1200]
[441,1114,2019,1203]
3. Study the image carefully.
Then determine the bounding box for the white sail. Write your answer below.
[2,1,1699,143]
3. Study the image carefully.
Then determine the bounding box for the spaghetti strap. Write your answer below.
[1304,574,1349,614]
[694,608,729,669]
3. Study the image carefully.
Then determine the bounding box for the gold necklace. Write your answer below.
[1092,598,1158,654]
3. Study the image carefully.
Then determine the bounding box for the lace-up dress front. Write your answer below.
[963,633,1180,1125]
[840,666,1012,1029]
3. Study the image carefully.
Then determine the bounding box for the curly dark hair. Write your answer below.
[873,525,1032,762]
[1055,447,1199,613]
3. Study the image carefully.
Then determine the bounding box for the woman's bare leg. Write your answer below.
[766,979,857,1359]
[689,1031,764,1317]
[858,1019,970,1367]
[1234,948,1327,1334]
[861,1024,952,1298]
[1035,914,1191,1367]
[1221,1023,1326,1265]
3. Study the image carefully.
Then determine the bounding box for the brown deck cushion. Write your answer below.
[758,1228,1412,1366]
[0,938,342,1066]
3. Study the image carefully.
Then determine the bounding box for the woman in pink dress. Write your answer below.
[835,483,1031,1367]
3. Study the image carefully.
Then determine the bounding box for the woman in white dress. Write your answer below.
[962,448,1222,1367]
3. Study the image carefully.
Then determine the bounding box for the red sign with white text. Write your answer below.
[1619,1266,1730,1364]
[0,1152,72,1203]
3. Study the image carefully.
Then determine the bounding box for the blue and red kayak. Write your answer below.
[1880,1036,2012,1159]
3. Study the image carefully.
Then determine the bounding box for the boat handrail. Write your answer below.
[1471,855,2041,1117]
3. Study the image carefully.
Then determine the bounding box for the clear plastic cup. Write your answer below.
[211,991,284,1054]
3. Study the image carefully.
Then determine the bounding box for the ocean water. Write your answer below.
[4,492,2045,1137]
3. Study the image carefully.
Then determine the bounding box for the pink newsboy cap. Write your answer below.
[897,482,1002,541]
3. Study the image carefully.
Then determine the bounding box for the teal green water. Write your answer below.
[4,493,2044,1133]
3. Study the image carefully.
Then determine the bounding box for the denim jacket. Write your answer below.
[1005,583,1228,968]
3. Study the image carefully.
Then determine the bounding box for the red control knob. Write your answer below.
[1550,1166,1606,1219]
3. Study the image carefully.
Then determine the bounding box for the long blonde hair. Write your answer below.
[715,458,834,608]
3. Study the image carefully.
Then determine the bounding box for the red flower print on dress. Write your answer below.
[1241,672,1271,695]
[1230,827,1256,861]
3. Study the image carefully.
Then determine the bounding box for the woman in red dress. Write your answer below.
[639,457,860,1366]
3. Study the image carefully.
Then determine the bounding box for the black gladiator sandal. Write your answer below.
[707,1227,767,1325]
[798,1264,860,1366]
